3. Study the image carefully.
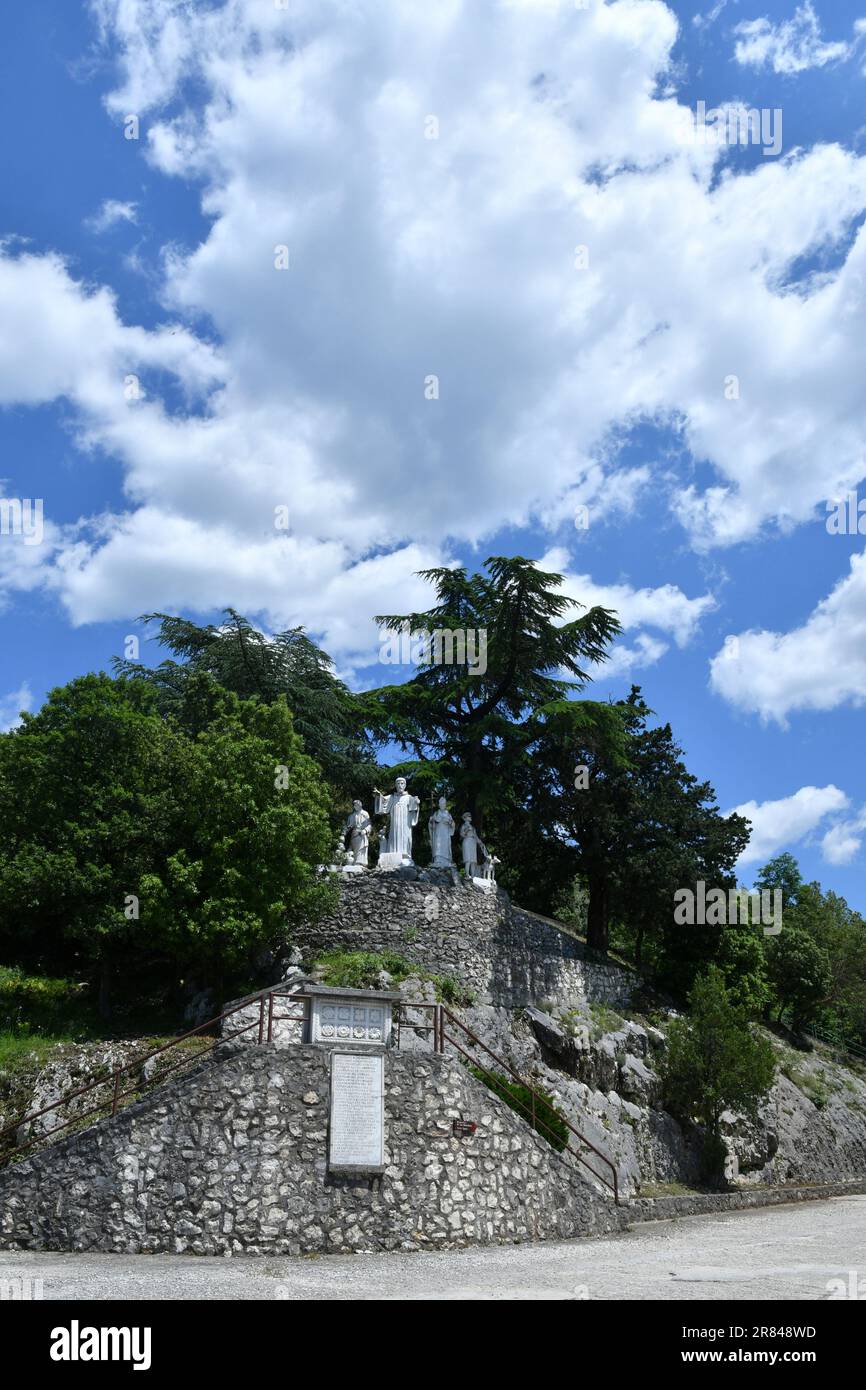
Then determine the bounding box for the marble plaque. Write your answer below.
[311,996,391,1046]
[329,1052,385,1171]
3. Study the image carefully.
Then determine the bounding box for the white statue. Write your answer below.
[428,796,455,867]
[374,777,420,863]
[342,800,372,867]
[481,853,500,882]
[460,812,485,877]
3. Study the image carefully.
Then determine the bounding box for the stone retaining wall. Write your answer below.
[295,871,634,1009]
[0,1045,618,1255]
[622,1178,866,1227]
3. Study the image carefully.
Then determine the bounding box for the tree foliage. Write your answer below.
[0,673,334,1004]
[114,609,374,800]
[529,688,750,965]
[661,966,776,1181]
[362,555,622,834]
[764,928,831,1029]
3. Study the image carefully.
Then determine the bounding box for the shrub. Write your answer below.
[316,951,391,989]
[0,967,93,1037]
[661,966,776,1184]
[469,1066,570,1152]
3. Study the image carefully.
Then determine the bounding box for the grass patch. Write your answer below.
[0,966,97,1040]
[0,1031,73,1074]
[779,1057,831,1109]
[589,1002,625,1040]
[468,1065,570,1152]
[313,950,473,1004]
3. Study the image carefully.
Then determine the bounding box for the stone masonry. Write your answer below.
[293,869,634,1009]
[0,1045,618,1255]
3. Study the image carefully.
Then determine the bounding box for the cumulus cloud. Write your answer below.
[821,807,866,865]
[0,248,222,410]
[727,784,850,865]
[536,546,714,679]
[89,0,866,555]
[5,1,866,656]
[541,546,715,641]
[0,683,32,732]
[733,3,862,75]
[709,549,866,723]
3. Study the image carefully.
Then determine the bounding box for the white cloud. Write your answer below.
[821,807,866,865]
[709,549,866,724]
[727,784,850,865]
[55,509,441,675]
[5,1,866,654]
[733,3,861,75]
[0,248,222,410]
[88,0,866,556]
[0,683,32,732]
[541,546,715,645]
[536,545,714,679]
[594,631,670,678]
[84,199,138,233]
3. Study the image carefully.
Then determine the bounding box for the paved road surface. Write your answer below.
[2,1196,864,1300]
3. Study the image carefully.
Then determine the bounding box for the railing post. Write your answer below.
[258,995,265,1045]
[267,992,274,1044]
[112,1067,121,1116]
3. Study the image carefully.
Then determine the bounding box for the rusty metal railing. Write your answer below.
[0,987,312,1162]
[394,999,620,1204]
[3,987,618,1205]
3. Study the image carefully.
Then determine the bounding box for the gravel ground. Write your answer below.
[1,1194,864,1301]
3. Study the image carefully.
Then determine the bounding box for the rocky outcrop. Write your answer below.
[443,995,866,1199]
[0,1038,211,1162]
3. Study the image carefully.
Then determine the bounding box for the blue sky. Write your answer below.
[2,0,866,905]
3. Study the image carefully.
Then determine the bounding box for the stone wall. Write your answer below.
[294,870,634,1009]
[623,1179,866,1226]
[0,1044,618,1255]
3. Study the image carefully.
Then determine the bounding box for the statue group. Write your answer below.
[341,778,498,879]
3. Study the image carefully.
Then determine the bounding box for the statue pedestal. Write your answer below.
[378,851,411,871]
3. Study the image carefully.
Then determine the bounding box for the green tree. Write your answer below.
[363,555,622,833]
[532,689,750,961]
[790,882,866,1043]
[715,917,770,1018]
[0,673,334,1008]
[755,853,802,913]
[661,966,776,1182]
[114,609,373,800]
[765,926,832,1030]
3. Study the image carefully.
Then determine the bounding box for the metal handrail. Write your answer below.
[0,987,311,1159]
[4,988,619,1206]
[394,999,620,1203]
[790,1018,866,1064]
